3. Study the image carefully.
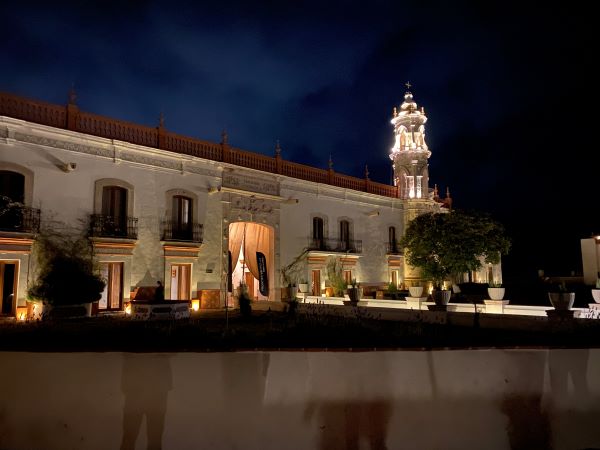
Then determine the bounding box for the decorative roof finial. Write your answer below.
[434,184,439,197]
[405,81,412,92]
[221,129,228,145]
[328,154,333,170]
[364,164,370,180]
[446,186,451,198]
[275,139,281,157]
[68,84,77,105]
[159,112,165,128]
[393,106,397,117]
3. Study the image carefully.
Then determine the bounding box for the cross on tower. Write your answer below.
[405,81,412,91]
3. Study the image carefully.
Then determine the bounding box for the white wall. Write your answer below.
[1,350,599,449]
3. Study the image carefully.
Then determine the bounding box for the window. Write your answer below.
[0,171,25,203]
[343,270,352,285]
[172,195,193,240]
[340,220,350,250]
[312,217,324,249]
[416,175,423,198]
[0,171,26,231]
[406,176,415,199]
[389,226,398,253]
[101,186,127,236]
[99,262,123,310]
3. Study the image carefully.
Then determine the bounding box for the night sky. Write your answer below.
[2,1,597,280]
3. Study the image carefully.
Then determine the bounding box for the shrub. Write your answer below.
[27,232,105,305]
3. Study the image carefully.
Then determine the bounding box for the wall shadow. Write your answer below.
[120,353,172,450]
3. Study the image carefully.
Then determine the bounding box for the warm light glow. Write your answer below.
[191,299,200,311]
[124,302,132,315]
[16,306,27,321]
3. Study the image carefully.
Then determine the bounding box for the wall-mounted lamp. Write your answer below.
[366,210,380,217]
[208,186,221,194]
[282,198,299,204]
[62,162,77,172]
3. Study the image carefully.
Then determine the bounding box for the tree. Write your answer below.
[28,231,105,305]
[399,210,511,289]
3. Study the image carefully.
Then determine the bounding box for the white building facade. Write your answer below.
[0,88,468,316]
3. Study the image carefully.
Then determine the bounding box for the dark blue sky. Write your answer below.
[2,1,597,278]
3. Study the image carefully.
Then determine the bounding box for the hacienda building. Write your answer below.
[0,88,501,318]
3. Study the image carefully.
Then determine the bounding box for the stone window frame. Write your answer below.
[93,178,135,216]
[164,189,199,223]
[310,213,329,240]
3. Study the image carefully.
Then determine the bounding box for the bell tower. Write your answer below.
[390,83,431,201]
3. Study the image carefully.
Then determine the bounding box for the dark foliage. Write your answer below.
[27,232,105,305]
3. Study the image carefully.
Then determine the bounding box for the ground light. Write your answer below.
[16,306,27,321]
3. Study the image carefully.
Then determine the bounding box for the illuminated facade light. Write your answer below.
[191,299,200,311]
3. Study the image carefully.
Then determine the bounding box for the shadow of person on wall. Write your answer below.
[500,351,551,449]
[120,353,172,450]
[548,348,590,406]
[304,353,393,450]
[220,352,270,448]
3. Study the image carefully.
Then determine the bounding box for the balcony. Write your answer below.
[307,237,362,253]
[161,220,203,243]
[0,206,41,234]
[89,215,138,239]
[386,242,403,255]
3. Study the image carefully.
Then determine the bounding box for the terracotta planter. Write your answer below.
[548,292,575,310]
[487,287,505,300]
[409,286,423,297]
[592,289,600,303]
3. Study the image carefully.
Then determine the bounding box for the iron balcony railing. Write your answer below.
[161,220,203,243]
[89,214,138,239]
[386,242,403,255]
[308,237,362,253]
[0,206,41,233]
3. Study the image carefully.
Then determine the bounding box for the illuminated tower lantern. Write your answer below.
[390,82,431,201]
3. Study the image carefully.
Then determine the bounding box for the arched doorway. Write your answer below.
[228,222,275,302]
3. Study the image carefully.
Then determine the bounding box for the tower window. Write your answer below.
[416,175,423,199]
[406,176,415,199]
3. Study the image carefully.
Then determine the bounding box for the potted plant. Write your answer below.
[387,282,399,299]
[592,275,600,303]
[548,282,575,311]
[327,257,347,298]
[408,284,424,298]
[347,279,361,302]
[487,281,505,300]
[298,278,309,294]
[27,231,105,318]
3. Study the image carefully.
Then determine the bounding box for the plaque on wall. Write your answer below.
[222,172,279,196]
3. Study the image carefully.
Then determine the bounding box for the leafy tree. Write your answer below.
[399,210,511,289]
[28,232,105,305]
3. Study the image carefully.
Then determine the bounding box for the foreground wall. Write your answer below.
[1,349,599,449]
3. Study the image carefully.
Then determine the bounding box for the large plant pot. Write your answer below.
[432,290,451,306]
[409,286,423,297]
[487,287,505,300]
[548,292,575,310]
[47,302,93,319]
[592,289,600,303]
[347,287,361,303]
